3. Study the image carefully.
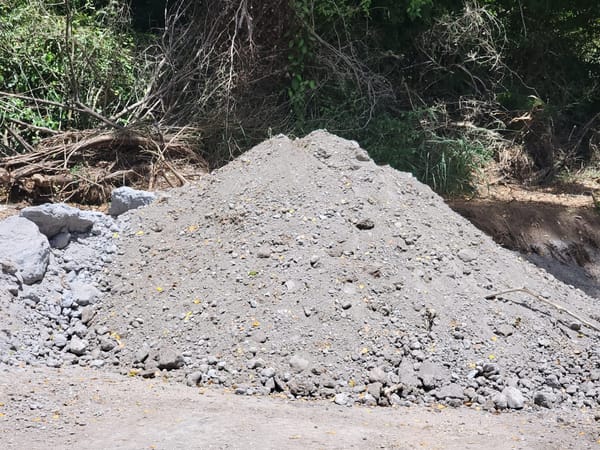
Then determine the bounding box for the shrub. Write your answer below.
[0,0,143,151]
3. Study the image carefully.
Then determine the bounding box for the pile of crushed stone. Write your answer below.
[1,131,599,412]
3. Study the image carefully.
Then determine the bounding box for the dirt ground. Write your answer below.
[0,366,598,450]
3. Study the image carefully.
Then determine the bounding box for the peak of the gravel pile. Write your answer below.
[1,131,599,413]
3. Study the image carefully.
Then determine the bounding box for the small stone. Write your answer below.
[341,301,352,310]
[256,247,271,258]
[68,336,88,356]
[247,358,265,369]
[368,366,387,384]
[50,231,71,249]
[99,337,116,352]
[434,383,465,400]
[569,322,581,331]
[109,187,156,216]
[494,324,514,337]
[53,334,68,349]
[355,149,370,162]
[70,281,100,307]
[533,392,556,408]
[289,354,309,372]
[135,345,151,363]
[492,392,508,410]
[334,393,349,406]
[80,306,96,325]
[502,386,525,409]
[367,382,382,400]
[457,248,477,263]
[355,218,375,230]
[260,367,276,378]
[157,347,184,370]
[186,372,203,386]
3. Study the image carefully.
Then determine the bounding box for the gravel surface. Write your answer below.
[1,131,599,419]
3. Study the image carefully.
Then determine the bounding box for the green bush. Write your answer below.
[0,0,143,147]
[357,110,492,195]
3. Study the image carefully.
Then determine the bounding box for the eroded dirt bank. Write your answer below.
[450,187,600,300]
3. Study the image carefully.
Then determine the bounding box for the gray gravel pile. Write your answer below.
[0,188,151,368]
[1,131,599,412]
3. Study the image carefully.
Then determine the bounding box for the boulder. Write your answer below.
[109,187,156,216]
[21,203,95,238]
[0,216,50,284]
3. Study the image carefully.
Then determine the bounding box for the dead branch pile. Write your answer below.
[0,128,207,204]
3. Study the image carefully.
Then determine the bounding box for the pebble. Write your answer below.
[289,355,309,372]
[334,393,349,406]
[157,348,184,370]
[533,392,556,408]
[68,336,88,356]
[502,387,525,409]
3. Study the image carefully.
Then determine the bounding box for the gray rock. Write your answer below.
[0,216,50,284]
[289,354,309,372]
[334,393,349,406]
[502,386,525,409]
[494,324,514,337]
[70,281,101,306]
[367,382,382,400]
[533,391,556,408]
[109,187,156,216]
[21,203,95,237]
[492,392,508,409]
[398,359,420,387]
[99,337,116,352]
[68,336,88,356]
[434,383,465,400]
[157,347,184,370]
[135,345,151,363]
[368,366,387,384]
[247,358,265,369]
[418,361,446,390]
[355,149,371,162]
[53,334,68,349]
[50,231,71,249]
[260,367,276,378]
[80,306,96,325]
[186,371,203,386]
[457,248,478,263]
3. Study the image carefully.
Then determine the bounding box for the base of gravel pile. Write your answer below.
[1,131,599,414]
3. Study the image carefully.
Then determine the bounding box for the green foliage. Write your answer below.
[0,0,143,146]
[358,110,491,194]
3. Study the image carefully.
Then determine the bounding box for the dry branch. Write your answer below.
[0,128,207,204]
[485,287,600,333]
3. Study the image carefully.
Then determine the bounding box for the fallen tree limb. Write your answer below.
[485,287,600,333]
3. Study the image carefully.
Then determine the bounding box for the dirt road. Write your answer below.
[0,366,597,450]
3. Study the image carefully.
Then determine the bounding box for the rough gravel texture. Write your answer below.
[1,131,599,416]
[93,131,600,410]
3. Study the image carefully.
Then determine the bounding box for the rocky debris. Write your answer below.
[0,187,132,369]
[109,186,156,216]
[1,131,600,415]
[0,216,50,284]
[21,203,95,238]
